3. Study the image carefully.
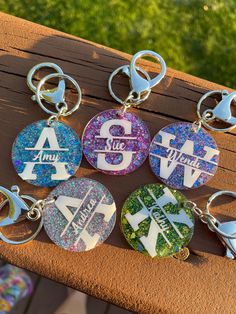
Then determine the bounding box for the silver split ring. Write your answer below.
[205,190,236,239]
[27,62,64,93]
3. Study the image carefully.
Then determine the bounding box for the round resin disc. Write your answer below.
[121,183,194,258]
[149,122,219,189]
[82,109,151,175]
[12,120,82,187]
[43,177,116,252]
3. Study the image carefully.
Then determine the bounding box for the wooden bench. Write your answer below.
[0,12,235,314]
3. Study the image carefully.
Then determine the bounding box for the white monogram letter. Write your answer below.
[56,191,116,250]
[96,119,136,171]
[125,187,193,257]
[151,131,219,188]
[19,127,69,181]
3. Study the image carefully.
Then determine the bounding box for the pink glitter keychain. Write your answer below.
[0,178,116,252]
[82,50,166,175]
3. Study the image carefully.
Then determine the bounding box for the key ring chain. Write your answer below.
[82,50,166,176]
[12,63,83,187]
[0,177,116,252]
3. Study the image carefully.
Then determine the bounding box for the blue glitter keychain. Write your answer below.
[0,178,116,252]
[12,63,83,187]
[149,90,236,190]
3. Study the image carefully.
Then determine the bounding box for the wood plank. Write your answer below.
[0,12,235,314]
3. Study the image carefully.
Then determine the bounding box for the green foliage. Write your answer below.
[0,0,235,87]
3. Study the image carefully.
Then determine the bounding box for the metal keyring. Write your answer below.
[36,73,82,116]
[0,211,44,245]
[197,89,236,132]
[205,190,236,239]
[27,62,64,93]
[0,194,44,245]
[108,65,151,105]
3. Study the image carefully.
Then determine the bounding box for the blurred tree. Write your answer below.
[0,0,235,88]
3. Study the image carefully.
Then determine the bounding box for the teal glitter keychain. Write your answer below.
[12,63,83,187]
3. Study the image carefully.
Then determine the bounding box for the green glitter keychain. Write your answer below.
[121,184,194,259]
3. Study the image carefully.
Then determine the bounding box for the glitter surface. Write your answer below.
[82,109,151,175]
[121,183,194,258]
[12,120,82,187]
[149,122,219,189]
[43,177,116,252]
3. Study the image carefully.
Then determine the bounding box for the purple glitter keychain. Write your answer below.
[148,88,236,189]
[82,50,166,175]
[82,109,150,175]
[43,177,116,252]
[149,122,219,189]
[0,178,116,252]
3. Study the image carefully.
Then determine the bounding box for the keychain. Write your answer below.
[149,90,236,189]
[121,183,194,259]
[82,50,166,175]
[12,63,83,187]
[0,178,116,251]
[121,183,236,259]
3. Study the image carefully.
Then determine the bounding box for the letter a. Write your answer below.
[19,127,69,180]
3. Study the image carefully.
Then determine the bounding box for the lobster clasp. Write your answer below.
[129,50,166,98]
[108,50,166,106]
[0,186,44,245]
[205,190,236,259]
[217,221,236,259]
[0,186,30,227]
[197,90,236,132]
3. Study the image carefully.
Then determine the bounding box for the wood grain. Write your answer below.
[0,12,235,314]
